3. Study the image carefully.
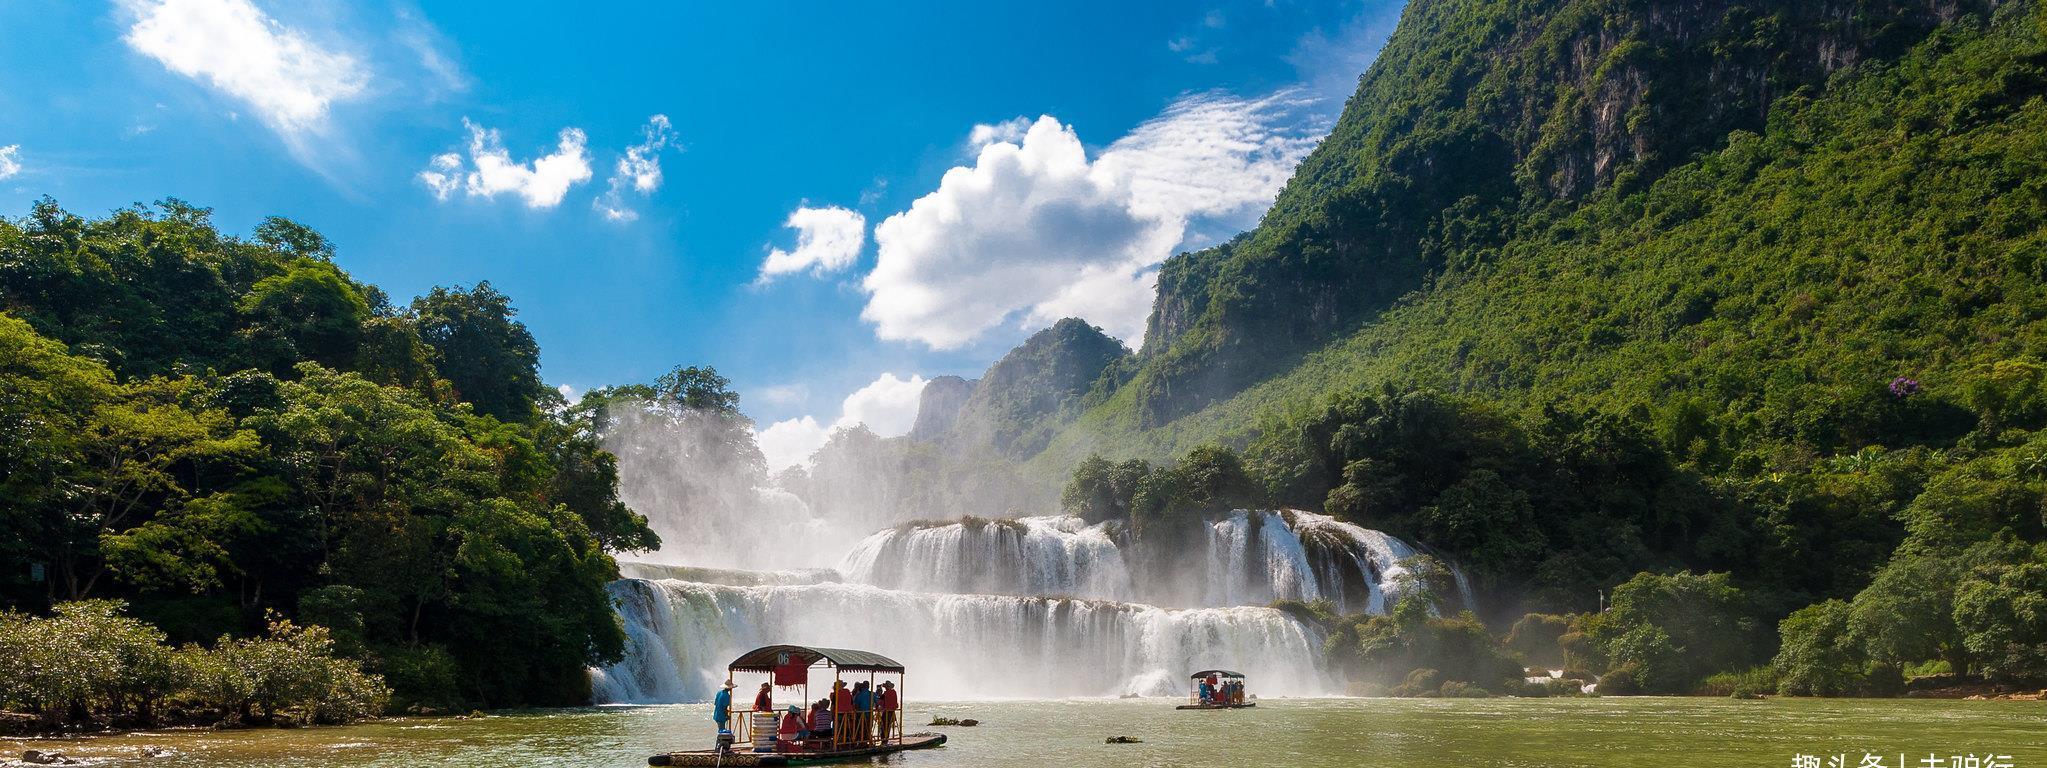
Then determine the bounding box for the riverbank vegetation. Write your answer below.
[0,200,656,718]
[0,600,386,732]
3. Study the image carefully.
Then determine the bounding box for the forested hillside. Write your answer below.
[0,200,655,711]
[1022,0,2047,694]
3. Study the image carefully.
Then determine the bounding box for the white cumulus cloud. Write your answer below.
[967,117,1030,151]
[831,373,926,436]
[752,373,929,471]
[861,90,1321,350]
[419,118,593,209]
[756,415,829,475]
[596,114,677,222]
[757,205,867,282]
[121,0,366,137]
[0,145,19,179]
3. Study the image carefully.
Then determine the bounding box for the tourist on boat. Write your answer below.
[877,681,899,740]
[754,681,773,712]
[809,699,834,745]
[852,681,874,741]
[713,679,735,732]
[832,680,853,735]
[778,705,804,752]
[1198,678,1216,705]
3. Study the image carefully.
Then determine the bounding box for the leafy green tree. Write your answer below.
[1504,613,1572,669]
[1951,542,2047,684]
[0,313,113,604]
[1319,581,1521,694]
[1772,600,1869,696]
[1848,550,1971,675]
[1585,571,1759,693]
[1413,469,1544,577]
[1060,454,1156,524]
[251,216,335,261]
[48,376,258,600]
[238,261,370,373]
[654,365,741,412]
[1132,444,1260,528]
[408,283,546,423]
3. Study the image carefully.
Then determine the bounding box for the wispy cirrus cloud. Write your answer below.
[120,0,367,140]
[595,114,677,222]
[0,145,20,179]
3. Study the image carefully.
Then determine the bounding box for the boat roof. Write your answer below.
[728,644,904,673]
[1190,669,1246,678]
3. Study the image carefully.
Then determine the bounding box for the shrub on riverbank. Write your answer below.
[1695,667,1778,698]
[1305,558,1524,694]
[0,600,387,729]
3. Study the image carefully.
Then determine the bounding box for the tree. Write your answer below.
[1132,444,1260,528]
[1504,613,1572,669]
[1951,542,2047,684]
[48,376,258,600]
[238,261,370,373]
[1584,571,1759,693]
[1773,600,1868,696]
[1061,454,1155,524]
[1848,550,1971,675]
[1413,469,1545,577]
[654,365,742,412]
[0,313,113,605]
[408,283,546,423]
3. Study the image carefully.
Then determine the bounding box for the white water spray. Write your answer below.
[590,578,1331,703]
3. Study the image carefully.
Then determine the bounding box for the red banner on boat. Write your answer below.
[773,651,807,686]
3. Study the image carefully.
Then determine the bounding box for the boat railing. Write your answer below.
[729,706,903,752]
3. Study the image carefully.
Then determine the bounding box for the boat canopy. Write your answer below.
[1189,670,1245,679]
[729,644,904,673]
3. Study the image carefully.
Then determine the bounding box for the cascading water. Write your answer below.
[839,516,1135,601]
[589,578,1331,703]
[833,510,1439,614]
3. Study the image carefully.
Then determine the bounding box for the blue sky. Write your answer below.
[0,0,1401,468]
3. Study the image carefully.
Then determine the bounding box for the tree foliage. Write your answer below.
[0,201,652,710]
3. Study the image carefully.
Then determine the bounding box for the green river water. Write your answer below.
[5,697,2041,768]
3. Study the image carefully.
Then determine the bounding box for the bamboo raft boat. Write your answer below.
[648,733,947,766]
[649,645,947,767]
[1179,669,1255,710]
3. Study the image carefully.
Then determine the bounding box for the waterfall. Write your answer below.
[839,516,1135,601]
[592,508,1461,704]
[837,509,1438,613]
[590,578,1332,703]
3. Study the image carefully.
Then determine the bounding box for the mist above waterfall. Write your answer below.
[599,401,853,569]
[598,389,1062,572]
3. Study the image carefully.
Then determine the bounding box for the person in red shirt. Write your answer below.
[753,682,773,713]
[831,681,853,743]
[777,706,804,752]
[876,681,899,741]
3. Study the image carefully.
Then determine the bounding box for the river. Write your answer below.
[7,697,2042,768]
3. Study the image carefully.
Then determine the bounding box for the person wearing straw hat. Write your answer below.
[712,679,736,735]
[876,681,899,741]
